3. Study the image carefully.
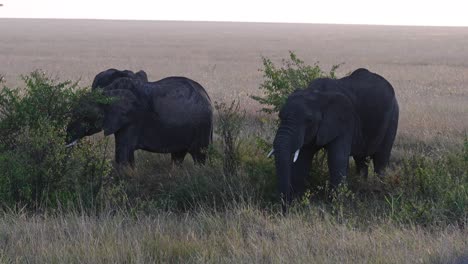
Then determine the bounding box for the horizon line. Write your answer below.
[1,17,468,28]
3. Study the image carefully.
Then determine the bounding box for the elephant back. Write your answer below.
[150,77,213,126]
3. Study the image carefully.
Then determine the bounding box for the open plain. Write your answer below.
[0,19,467,263]
[1,18,467,142]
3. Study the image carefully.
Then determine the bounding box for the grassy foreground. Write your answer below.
[0,64,466,262]
[0,206,466,263]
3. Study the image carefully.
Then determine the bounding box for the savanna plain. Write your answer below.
[0,19,467,263]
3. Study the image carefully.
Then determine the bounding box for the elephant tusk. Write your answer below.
[267,149,274,158]
[65,140,78,148]
[293,149,300,162]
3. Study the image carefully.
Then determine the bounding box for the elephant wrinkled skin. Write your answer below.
[272,68,399,204]
[67,76,213,166]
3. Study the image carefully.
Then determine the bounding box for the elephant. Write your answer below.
[91,68,148,89]
[66,76,213,166]
[269,68,399,204]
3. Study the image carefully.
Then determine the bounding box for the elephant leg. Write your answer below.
[114,129,137,167]
[373,143,394,175]
[115,146,125,165]
[115,144,135,167]
[291,148,314,199]
[353,156,369,179]
[128,150,135,168]
[189,149,207,165]
[372,154,388,175]
[171,150,187,166]
[326,137,351,187]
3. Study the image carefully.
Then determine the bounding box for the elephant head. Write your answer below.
[91,68,148,89]
[271,85,355,203]
[66,79,140,145]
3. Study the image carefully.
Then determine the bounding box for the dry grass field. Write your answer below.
[0,19,467,263]
[0,208,467,263]
[1,19,467,143]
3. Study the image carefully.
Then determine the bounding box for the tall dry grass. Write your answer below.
[0,206,466,263]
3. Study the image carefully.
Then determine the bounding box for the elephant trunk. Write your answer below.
[274,144,293,205]
[273,124,297,206]
[273,118,307,212]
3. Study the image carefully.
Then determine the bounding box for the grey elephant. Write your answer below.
[66,76,213,166]
[270,68,399,204]
[91,68,148,89]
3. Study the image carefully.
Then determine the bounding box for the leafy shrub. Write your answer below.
[0,71,111,210]
[251,51,340,114]
[0,72,81,145]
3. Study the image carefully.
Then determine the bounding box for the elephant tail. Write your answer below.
[211,124,213,143]
[210,119,214,144]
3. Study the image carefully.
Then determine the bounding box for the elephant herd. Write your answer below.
[66,68,399,205]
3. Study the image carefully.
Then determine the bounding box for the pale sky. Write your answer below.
[0,0,467,27]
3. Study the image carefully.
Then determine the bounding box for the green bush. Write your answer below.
[0,71,111,210]
[0,72,80,145]
[251,51,340,114]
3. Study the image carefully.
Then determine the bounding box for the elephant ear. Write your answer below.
[315,93,354,146]
[136,70,148,82]
[92,69,128,89]
[102,89,139,136]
